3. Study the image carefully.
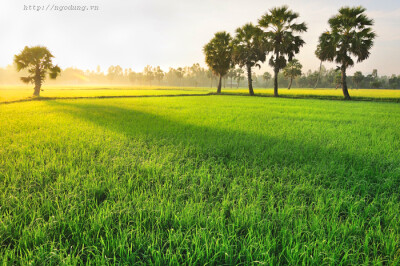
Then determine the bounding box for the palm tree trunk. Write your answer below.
[273,68,279,97]
[33,68,41,97]
[217,75,222,94]
[341,66,351,100]
[288,78,293,90]
[247,65,254,96]
[313,60,322,89]
[273,51,279,97]
[231,76,233,88]
[33,83,41,96]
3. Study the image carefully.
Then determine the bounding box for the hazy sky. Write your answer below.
[1,0,399,75]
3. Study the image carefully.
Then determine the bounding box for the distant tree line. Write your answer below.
[1,63,399,90]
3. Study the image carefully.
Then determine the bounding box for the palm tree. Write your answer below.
[316,6,376,100]
[232,23,267,96]
[282,59,302,90]
[175,67,184,87]
[352,71,364,89]
[203,32,232,93]
[235,68,245,88]
[143,65,154,86]
[154,66,165,85]
[14,46,61,97]
[227,68,236,88]
[258,6,307,97]
[262,72,272,88]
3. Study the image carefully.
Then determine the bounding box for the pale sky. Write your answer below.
[0,0,399,76]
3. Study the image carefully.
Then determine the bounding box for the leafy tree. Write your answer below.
[316,6,376,99]
[372,69,378,79]
[389,75,399,89]
[154,66,165,85]
[282,59,302,90]
[258,6,307,97]
[107,65,123,82]
[203,31,233,93]
[232,23,267,95]
[227,68,236,88]
[189,63,201,87]
[307,71,319,88]
[262,72,272,88]
[235,68,245,88]
[175,67,184,87]
[334,71,342,89]
[143,65,155,85]
[371,79,382,89]
[352,71,364,89]
[14,46,61,96]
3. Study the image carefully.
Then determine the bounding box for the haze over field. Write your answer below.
[1,0,399,75]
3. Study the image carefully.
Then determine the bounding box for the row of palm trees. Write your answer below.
[203,6,376,100]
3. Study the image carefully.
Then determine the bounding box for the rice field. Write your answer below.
[0,86,212,103]
[1,94,400,264]
[224,88,400,101]
[1,85,400,103]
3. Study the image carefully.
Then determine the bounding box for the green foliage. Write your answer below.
[316,6,375,67]
[232,23,267,69]
[388,75,400,89]
[1,96,400,264]
[262,72,271,82]
[258,6,307,67]
[283,59,302,89]
[283,59,302,80]
[352,71,364,89]
[371,79,382,89]
[334,71,342,87]
[234,68,245,88]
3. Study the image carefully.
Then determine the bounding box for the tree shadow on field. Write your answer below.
[47,99,399,200]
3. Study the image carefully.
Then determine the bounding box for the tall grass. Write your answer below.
[1,96,399,264]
